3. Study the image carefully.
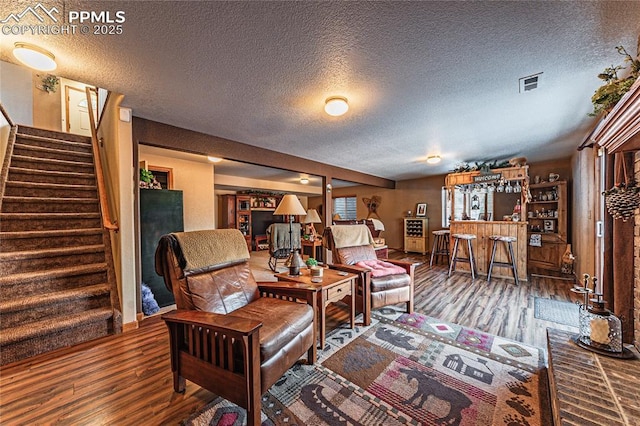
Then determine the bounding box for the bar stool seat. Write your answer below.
[487,235,519,285]
[430,229,450,268]
[448,233,478,279]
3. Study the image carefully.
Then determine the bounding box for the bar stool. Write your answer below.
[448,234,478,279]
[487,235,519,285]
[430,229,450,268]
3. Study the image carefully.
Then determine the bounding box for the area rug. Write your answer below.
[184,308,549,426]
[533,297,579,327]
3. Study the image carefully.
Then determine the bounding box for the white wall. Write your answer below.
[1,61,33,167]
[0,61,33,126]
[139,145,215,231]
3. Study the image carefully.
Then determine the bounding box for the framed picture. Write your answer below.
[416,203,427,217]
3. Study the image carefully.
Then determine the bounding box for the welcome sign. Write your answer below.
[473,173,501,183]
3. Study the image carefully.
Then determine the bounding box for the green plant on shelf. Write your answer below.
[139,168,161,189]
[590,40,640,116]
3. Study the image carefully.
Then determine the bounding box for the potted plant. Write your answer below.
[590,40,640,116]
[139,168,162,189]
[39,74,59,93]
[305,258,318,268]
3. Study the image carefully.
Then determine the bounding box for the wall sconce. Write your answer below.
[326,183,332,193]
[324,96,349,116]
[13,42,57,71]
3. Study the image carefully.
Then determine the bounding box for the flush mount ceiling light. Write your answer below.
[300,177,309,184]
[426,155,441,164]
[13,42,57,71]
[324,96,349,116]
[207,156,223,163]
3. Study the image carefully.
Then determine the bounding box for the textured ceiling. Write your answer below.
[1,1,640,181]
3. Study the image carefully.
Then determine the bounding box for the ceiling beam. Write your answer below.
[132,117,395,189]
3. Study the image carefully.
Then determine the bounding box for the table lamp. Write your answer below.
[273,194,307,275]
[302,208,322,239]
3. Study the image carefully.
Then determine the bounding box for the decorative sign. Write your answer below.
[473,173,502,183]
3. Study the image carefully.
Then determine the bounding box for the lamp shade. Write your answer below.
[273,194,307,216]
[302,208,321,224]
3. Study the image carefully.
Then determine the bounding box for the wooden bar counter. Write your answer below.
[449,220,528,282]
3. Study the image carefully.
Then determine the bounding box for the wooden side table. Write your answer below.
[272,268,356,352]
[301,238,323,262]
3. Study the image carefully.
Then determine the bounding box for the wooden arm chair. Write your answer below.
[323,225,415,326]
[155,229,315,426]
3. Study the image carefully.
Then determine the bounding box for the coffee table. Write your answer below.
[269,268,356,355]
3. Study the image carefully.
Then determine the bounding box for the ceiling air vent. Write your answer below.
[519,72,543,93]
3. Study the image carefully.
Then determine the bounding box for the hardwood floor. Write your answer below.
[0,250,578,424]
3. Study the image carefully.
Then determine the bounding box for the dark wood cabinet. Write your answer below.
[218,194,283,251]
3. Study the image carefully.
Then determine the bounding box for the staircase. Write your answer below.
[0,125,122,366]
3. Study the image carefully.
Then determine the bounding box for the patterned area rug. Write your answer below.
[533,297,579,327]
[184,308,549,425]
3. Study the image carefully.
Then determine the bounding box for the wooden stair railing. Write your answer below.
[0,103,18,208]
[85,87,118,231]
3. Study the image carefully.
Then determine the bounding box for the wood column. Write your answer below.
[322,176,333,264]
[607,152,635,342]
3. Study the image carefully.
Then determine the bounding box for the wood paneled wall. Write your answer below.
[309,174,445,250]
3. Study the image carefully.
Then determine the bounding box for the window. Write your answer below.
[333,196,357,220]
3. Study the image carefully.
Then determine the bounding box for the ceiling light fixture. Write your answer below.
[300,177,309,184]
[426,155,441,164]
[324,96,349,116]
[207,156,223,163]
[13,42,57,71]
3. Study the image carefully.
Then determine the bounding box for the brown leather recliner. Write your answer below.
[155,229,315,426]
[324,225,415,326]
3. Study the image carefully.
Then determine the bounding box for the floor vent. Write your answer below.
[519,73,543,93]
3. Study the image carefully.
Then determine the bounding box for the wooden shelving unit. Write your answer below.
[526,181,568,272]
[218,194,282,251]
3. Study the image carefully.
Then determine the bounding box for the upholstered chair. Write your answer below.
[155,229,315,426]
[324,225,415,325]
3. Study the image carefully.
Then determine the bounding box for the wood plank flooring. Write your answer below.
[0,250,578,425]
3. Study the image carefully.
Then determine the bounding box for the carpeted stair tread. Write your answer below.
[16,128,91,144]
[0,244,105,261]
[0,284,111,314]
[11,154,94,168]
[4,180,97,192]
[16,133,92,148]
[2,196,98,204]
[0,212,101,221]
[1,227,103,240]
[13,142,93,160]
[8,167,95,179]
[0,307,113,346]
[0,262,107,286]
